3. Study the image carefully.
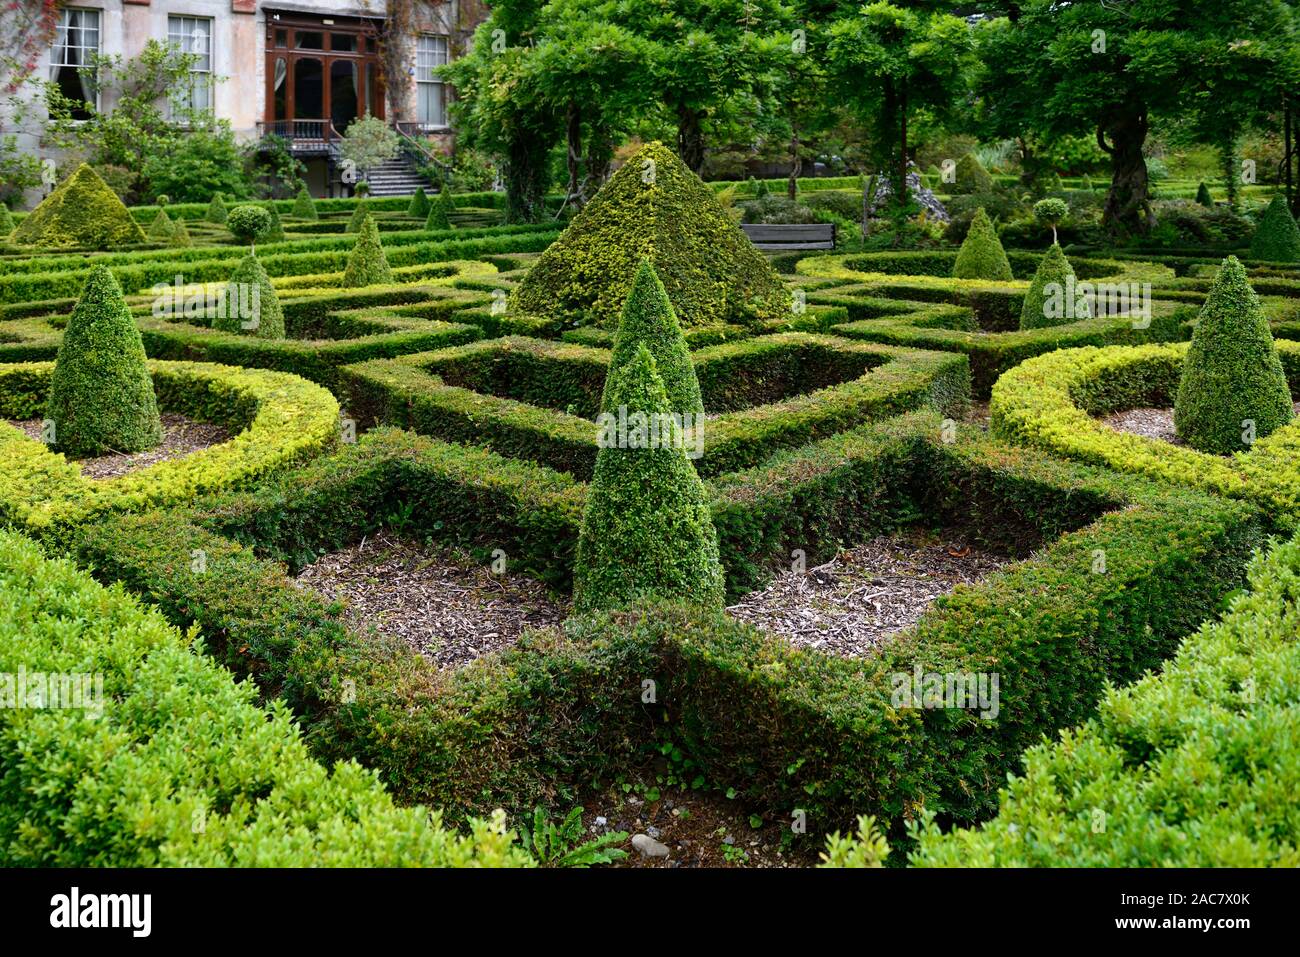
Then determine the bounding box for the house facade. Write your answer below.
[6,0,484,200]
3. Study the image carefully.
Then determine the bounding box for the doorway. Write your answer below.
[265,12,384,139]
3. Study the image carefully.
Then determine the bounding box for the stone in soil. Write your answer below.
[4,413,231,479]
[726,527,1014,657]
[295,534,567,668]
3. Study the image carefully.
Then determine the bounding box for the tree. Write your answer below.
[337,113,400,188]
[970,0,1298,237]
[826,2,971,215]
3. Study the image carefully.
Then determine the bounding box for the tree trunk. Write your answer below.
[1097,108,1155,237]
[1221,138,1239,208]
[896,78,909,215]
[504,130,549,224]
[565,102,582,203]
[676,104,706,175]
[583,125,616,205]
[787,124,801,201]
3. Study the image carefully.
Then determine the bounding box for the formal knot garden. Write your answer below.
[3,133,1300,869]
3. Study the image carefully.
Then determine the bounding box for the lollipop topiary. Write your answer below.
[226,205,273,251]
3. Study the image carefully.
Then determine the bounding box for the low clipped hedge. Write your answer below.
[906,530,1300,867]
[339,332,969,479]
[0,360,340,528]
[990,341,1300,526]
[55,415,1261,836]
[0,529,529,867]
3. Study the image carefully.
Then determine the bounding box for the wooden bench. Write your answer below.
[740,222,836,251]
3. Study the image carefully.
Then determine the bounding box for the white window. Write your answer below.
[49,8,100,118]
[415,35,448,128]
[168,16,213,118]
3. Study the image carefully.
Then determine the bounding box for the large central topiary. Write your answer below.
[46,265,161,457]
[1174,256,1293,455]
[10,164,146,250]
[511,141,791,329]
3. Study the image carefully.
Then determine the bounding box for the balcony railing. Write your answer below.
[255,120,340,153]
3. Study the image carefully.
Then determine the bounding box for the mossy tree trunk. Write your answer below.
[1097,107,1155,237]
[565,102,582,204]
[504,130,549,224]
[676,104,707,175]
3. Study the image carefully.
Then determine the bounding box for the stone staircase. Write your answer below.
[362,155,437,197]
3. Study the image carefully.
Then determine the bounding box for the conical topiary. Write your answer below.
[342,213,392,287]
[511,141,791,329]
[0,203,14,236]
[426,189,453,231]
[205,193,228,225]
[953,153,994,194]
[1196,182,1214,208]
[10,164,146,250]
[1020,243,1090,330]
[1174,256,1293,455]
[261,201,285,243]
[147,208,175,241]
[602,260,703,416]
[46,265,161,456]
[573,342,725,613]
[169,217,193,248]
[292,185,318,220]
[214,253,284,339]
[953,207,1013,280]
[1248,195,1300,263]
[346,197,371,233]
[407,187,431,218]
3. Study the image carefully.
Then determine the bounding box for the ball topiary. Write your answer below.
[1196,182,1214,208]
[1174,256,1293,455]
[261,201,286,243]
[169,218,193,248]
[155,194,170,207]
[1032,197,1069,244]
[511,141,791,329]
[953,153,994,194]
[425,189,454,231]
[292,185,318,220]
[213,252,284,339]
[205,193,228,225]
[953,207,1013,280]
[342,213,393,287]
[602,260,704,416]
[226,205,273,248]
[1020,243,1090,330]
[1248,195,1300,263]
[407,187,431,218]
[346,197,371,233]
[10,164,146,250]
[147,208,175,241]
[45,265,162,457]
[0,203,16,236]
[573,341,725,613]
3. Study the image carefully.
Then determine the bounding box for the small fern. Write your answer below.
[520,807,629,868]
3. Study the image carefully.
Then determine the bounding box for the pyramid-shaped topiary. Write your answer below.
[426,189,453,231]
[261,201,286,243]
[573,342,725,613]
[953,207,1013,280]
[407,187,431,218]
[601,260,703,416]
[214,253,285,339]
[342,213,392,287]
[1196,182,1214,208]
[1174,256,1293,455]
[0,203,15,236]
[147,208,175,241]
[169,217,193,248]
[205,193,228,225]
[292,185,318,220]
[1248,195,1300,263]
[46,265,161,457]
[10,164,146,250]
[511,141,791,329]
[346,197,371,233]
[1020,243,1090,330]
[953,153,994,194]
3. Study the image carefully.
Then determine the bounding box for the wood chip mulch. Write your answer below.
[726,528,1013,657]
[1100,402,1300,447]
[5,413,231,479]
[295,534,568,668]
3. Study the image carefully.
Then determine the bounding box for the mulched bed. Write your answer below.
[726,527,1014,657]
[5,413,231,479]
[295,534,567,668]
[1100,402,1300,447]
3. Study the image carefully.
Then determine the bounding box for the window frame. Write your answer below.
[49,7,102,118]
[414,34,449,131]
[167,14,215,122]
